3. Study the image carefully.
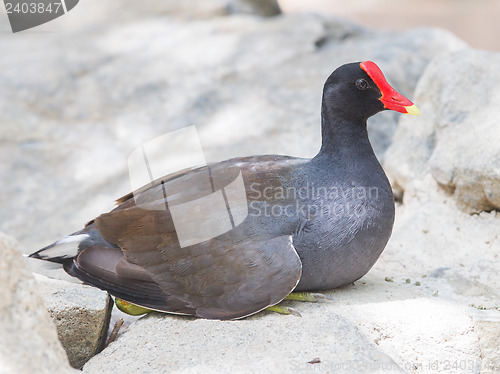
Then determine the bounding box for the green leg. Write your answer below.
[115,298,153,316]
[265,304,302,317]
[116,293,332,318]
[284,292,333,302]
[266,292,332,317]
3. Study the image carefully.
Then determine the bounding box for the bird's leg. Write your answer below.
[265,305,302,317]
[115,293,332,317]
[284,292,333,302]
[265,292,332,316]
[115,298,153,316]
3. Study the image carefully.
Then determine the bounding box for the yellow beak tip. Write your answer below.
[405,104,421,116]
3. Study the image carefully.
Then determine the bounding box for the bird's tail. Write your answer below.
[29,233,88,264]
[27,228,94,283]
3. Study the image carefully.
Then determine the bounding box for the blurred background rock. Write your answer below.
[280,0,500,51]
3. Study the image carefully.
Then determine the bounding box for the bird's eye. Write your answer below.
[356,79,369,90]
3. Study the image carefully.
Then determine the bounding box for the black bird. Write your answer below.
[30,61,419,320]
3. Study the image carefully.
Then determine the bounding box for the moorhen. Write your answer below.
[30,61,419,320]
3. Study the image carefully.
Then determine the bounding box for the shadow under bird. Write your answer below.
[30,61,420,320]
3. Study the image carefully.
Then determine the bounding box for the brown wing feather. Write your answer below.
[115,155,302,205]
[86,155,307,319]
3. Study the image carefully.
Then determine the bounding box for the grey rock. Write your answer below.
[114,0,281,19]
[0,233,76,374]
[385,49,500,213]
[239,0,281,16]
[473,311,500,374]
[83,308,404,374]
[35,274,113,369]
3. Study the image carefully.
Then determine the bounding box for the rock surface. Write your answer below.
[35,274,113,368]
[383,48,500,373]
[385,49,500,213]
[0,233,76,374]
[84,306,404,374]
[473,311,500,373]
[105,0,281,19]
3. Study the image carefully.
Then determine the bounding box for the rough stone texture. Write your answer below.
[0,233,76,374]
[84,307,404,374]
[383,48,500,373]
[35,274,113,369]
[385,49,500,213]
[83,270,489,373]
[473,311,500,374]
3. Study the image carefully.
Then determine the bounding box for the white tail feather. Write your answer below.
[35,234,88,260]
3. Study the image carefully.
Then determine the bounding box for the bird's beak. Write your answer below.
[360,61,421,116]
[380,93,421,116]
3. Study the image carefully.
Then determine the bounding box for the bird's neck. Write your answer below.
[315,104,374,160]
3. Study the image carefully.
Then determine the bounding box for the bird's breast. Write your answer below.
[291,178,395,291]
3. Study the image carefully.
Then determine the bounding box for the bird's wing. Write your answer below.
[114,154,301,206]
[74,155,307,319]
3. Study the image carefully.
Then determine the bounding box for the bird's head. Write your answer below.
[322,61,420,122]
